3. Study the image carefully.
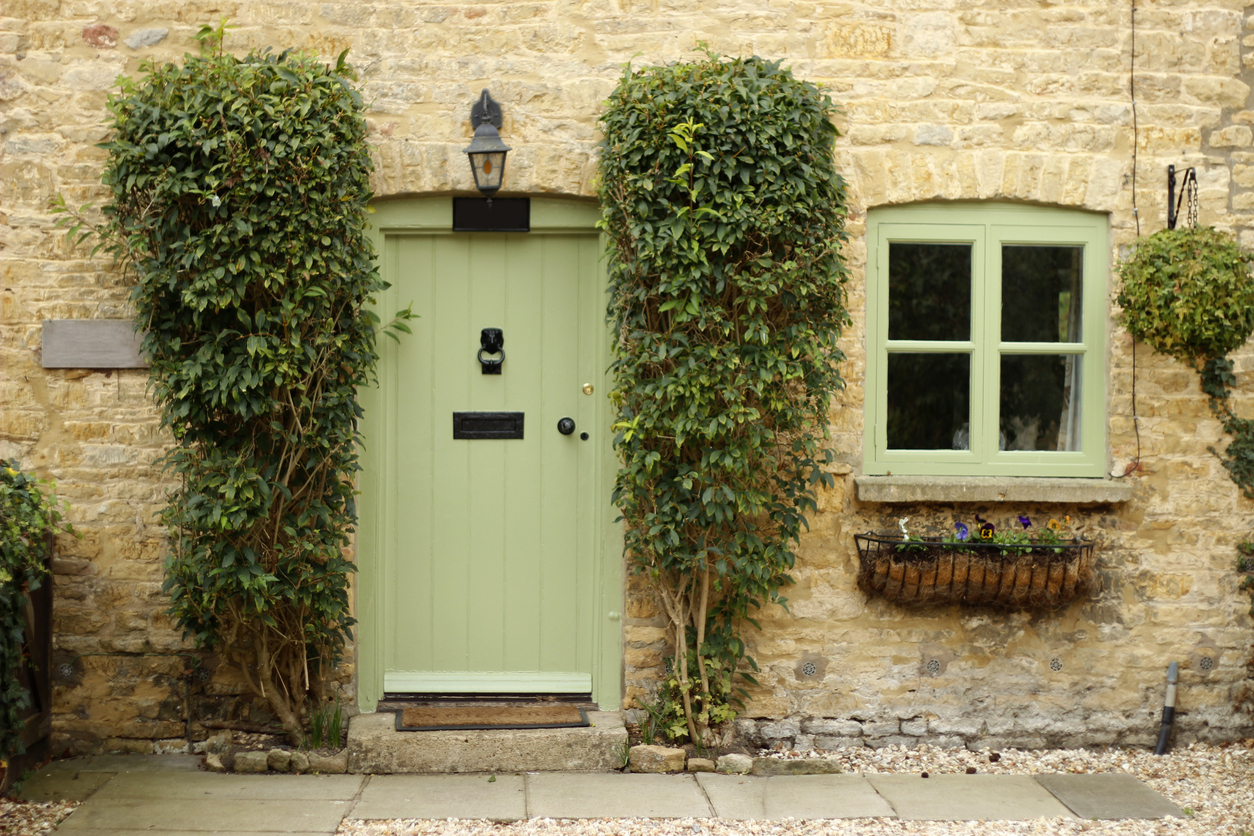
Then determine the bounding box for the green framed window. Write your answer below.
[864,203,1108,477]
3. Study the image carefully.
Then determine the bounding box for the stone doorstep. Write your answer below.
[347,710,628,774]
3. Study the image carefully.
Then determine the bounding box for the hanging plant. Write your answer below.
[599,49,850,745]
[1116,226,1254,364]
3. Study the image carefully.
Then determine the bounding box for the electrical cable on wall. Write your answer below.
[1122,0,1143,477]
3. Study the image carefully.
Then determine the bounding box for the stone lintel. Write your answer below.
[854,475,1134,505]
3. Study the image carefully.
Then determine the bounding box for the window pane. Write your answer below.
[1000,355,1082,451]
[1001,245,1083,342]
[887,354,971,450]
[888,243,971,341]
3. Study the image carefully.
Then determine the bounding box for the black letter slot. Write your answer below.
[453,412,525,440]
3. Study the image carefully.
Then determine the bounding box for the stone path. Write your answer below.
[17,755,1184,835]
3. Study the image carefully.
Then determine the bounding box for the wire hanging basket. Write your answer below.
[854,532,1096,610]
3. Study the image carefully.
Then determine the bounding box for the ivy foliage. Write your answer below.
[599,51,849,744]
[80,28,409,736]
[1117,227,1254,495]
[1117,226,1254,622]
[1,462,74,768]
[1116,227,1254,364]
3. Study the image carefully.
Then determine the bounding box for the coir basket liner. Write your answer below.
[854,533,1095,609]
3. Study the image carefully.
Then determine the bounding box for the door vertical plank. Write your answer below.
[575,234,603,673]
[466,237,509,672]
[502,235,545,671]
[429,236,473,672]
[538,235,582,673]
[394,236,438,672]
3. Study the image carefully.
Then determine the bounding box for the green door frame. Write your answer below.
[356,195,623,712]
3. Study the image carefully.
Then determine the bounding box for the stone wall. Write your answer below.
[2,0,1253,753]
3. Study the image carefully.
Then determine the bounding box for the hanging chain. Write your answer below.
[1185,169,1199,228]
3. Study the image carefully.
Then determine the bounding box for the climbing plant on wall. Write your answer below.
[70,26,411,737]
[0,463,73,771]
[1117,226,1254,494]
[1117,225,1254,619]
[599,50,850,744]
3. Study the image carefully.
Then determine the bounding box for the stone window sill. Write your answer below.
[854,475,1134,505]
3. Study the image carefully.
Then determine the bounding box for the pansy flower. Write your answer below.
[979,521,995,539]
[954,522,970,541]
[1018,515,1032,529]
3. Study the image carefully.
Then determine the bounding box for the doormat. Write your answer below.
[394,704,590,732]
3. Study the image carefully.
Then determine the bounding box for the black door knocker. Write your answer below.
[478,328,504,374]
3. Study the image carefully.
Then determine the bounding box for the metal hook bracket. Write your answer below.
[1167,164,1198,230]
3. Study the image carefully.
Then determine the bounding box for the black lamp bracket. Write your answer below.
[1167,164,1198,230]
[471,89,503,130]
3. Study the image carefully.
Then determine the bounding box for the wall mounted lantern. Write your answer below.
[464,89,511,201]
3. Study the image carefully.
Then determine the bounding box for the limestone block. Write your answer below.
[866,735,918,749]
[1211,125,1253,148]
[687,758,715,773]
[307,749,349,774]
[623,646,661,668]
[929,718,985,737]
[124,28,168,49]
[914,125,954,147]
[759,718,801,740]
[751,757,842,776]
[861,720,901,738]
[901,718,929,736]
[717,753,753,775]
[1184,76,1251,109]
[629,744,685,773]
[234,751,269,773]
[803,718,863,736]
[204,753,226,772]
[266,749,291,772]
[815,736,865,749]
[81,24,118,49]
[203,731,232,755]
[826,23,891,58]
[289,751,310,774]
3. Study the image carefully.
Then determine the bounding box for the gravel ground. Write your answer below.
[0,799,76,835]
[337,741,1254,836]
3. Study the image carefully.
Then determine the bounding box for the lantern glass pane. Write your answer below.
[470,151,507,191]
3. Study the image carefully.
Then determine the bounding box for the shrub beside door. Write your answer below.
[1,533,53,795]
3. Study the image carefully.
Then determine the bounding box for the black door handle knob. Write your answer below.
[557,417,576,435]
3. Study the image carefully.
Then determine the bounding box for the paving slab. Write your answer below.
[696,773,896,820]
[351,773,526,821]
[1035,773,1184,820]
[69,754,203,772]
[89,771,364,801]
[54,797,352,833]
[866,774,1076,821]
[15,768,114,803]
[526,772,714,819]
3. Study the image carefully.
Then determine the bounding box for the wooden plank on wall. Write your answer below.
[41,320,147,369]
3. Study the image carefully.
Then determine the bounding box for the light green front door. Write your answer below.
[358,198,621,709]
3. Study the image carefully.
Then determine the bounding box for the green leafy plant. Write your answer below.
[1117,227,1254,636]
[57,33,412,739]
[1116,227,1254,364]
[1,462,75,771]
[303,696,344,750]
[599,49,849,745]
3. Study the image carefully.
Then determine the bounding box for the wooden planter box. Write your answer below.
[854,532,1095,610]
[1,534,53,796]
